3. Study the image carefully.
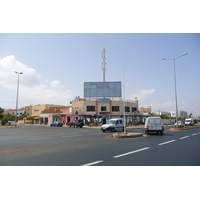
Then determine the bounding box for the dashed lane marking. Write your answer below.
[82,160,104,166]
[113,147,150,158]
[180,135,190,139]
[192,133,198,136]
[158,140,176,146]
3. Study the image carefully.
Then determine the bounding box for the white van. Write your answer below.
[185,118,194,126]
[101,118,124,132]
[144,117,164,135]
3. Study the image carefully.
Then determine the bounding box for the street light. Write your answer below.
[162,52,188,128]
[15,71,23,127]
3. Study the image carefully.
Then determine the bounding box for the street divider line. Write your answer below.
[192,133,198,136]
[82,160,104,166]
[180,136,190,139]
[113,147,150,158]
[158,140,176,146]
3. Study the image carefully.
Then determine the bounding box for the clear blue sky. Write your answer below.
[1,33,200,116]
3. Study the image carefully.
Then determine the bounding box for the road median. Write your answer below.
[170,125,200,131]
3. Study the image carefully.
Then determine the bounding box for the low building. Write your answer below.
[5,107,26,116]
[25,104,65,117]
[152,111,170,117]
[70,96,140,123]
[170,111,188,118]
[138,106,151,114]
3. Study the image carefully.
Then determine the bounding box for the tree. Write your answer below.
[1,115,9,125]
[1,113,15,126]
[0,107,4,114]
[0,113,4,120]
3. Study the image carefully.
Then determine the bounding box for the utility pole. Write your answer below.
[15,71,23,127]
[102,48,107,82]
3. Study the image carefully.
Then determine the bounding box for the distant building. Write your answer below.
[169,111,188,118]
[152,111,170,117]
[25,104,65,117]
[5,107,26,116]
[138,106,151,114]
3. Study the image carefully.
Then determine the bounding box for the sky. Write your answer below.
[1,33,200,116]
[0,1,200,116]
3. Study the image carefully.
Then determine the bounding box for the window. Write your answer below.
[101,106,106,111]
[112,106,119,112]
[86,106,95,111]
[155,118,161,125]
[149,119,154,124]
[125,106,130,112]
[132,107,137,112]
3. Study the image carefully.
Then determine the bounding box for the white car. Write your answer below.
[174,121,185,127]
[101,118,124,132]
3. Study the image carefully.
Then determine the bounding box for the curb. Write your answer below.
[170,126,200,131]
[111,132,143,138]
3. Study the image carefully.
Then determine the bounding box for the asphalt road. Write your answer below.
[0,125,200,166]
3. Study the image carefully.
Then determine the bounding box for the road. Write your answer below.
[0,125,200,166]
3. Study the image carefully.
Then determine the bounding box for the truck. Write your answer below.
[185,118,194,126]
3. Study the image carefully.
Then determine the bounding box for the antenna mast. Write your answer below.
[102,48,107,82]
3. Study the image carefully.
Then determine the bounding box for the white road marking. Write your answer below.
[82,160,104,166]
[113,147,150,158]
[180,135,190,139]
[192,133,198,136]
[62,135,81,137]
[158,140,176,146]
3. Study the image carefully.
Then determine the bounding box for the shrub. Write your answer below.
[1,117,8,125]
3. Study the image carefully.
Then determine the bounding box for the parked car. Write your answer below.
[50,122,63,127]
[144,117,164,135]
[68,119,84,128]
[174,121,185,127]
[101,118,124,132]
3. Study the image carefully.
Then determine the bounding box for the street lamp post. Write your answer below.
[162,52,188,128]
[15,71,23,127]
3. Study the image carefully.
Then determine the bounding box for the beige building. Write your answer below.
[71,96,138,120]
[138,106,151,114]
[25,104,65,117]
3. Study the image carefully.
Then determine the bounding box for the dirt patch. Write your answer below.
[0,146,45,156]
